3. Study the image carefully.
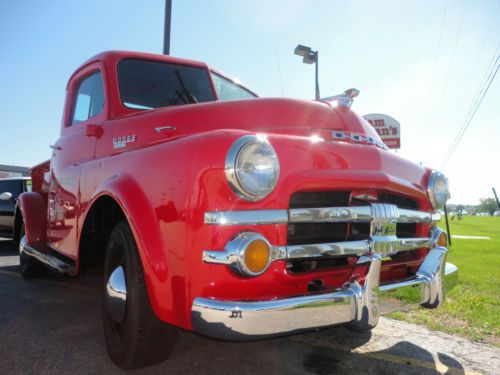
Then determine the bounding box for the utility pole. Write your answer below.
[163,0,172,55]
[493,187,500,209]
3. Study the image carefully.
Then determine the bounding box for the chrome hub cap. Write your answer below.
[105,266,127,322]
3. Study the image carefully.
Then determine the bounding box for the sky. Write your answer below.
[0,0,498,205]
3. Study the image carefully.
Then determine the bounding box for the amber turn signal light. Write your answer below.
[244,239,271,274]
[437,231,448,247]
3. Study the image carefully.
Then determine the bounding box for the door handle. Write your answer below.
[155,126,176,134]
[49,145,62,151]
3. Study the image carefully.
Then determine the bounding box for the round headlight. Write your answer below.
[428,170,450,210]
[225,135,280,201]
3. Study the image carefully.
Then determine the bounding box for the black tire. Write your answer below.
[18,224,46,279]
[102,221,178,369]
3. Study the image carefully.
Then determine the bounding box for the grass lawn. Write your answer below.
[390,216,500,346]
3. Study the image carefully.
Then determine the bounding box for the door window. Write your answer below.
[0,180,22,199]
[71,71,105,125]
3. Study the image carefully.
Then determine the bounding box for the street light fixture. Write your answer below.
[294,44,320,100]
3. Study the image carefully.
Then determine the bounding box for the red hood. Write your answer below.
[115,97,380,144]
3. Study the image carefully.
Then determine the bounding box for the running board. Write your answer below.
[20,237,76,276]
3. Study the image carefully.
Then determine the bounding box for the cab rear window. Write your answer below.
[118,59,216,110]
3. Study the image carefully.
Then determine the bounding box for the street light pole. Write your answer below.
[314,51,319,100]
[163,0,172,55]
[294,44,320,100]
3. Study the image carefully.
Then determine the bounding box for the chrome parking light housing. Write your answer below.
[225,134,280,201]
[205,232,273,277]
[428,170,450,210]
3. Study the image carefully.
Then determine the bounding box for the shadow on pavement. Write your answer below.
[0,239,467,374]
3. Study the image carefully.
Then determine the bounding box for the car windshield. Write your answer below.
[118,59,217,110]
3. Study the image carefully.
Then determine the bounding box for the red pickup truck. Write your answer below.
[17,50,457,369]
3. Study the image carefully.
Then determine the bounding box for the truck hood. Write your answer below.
[113,98,381,150]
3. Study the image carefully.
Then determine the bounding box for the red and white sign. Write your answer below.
[363,113,401,149]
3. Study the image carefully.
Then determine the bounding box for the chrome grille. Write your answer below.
[287,192,422,246]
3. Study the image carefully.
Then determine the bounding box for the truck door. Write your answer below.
[48,65,106,258]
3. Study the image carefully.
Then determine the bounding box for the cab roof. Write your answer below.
[69,50,210,88]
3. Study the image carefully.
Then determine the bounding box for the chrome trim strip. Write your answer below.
[431,212,442,221]
[205,205,433,226]
[289,206,372,223]
[192,248,458,340]
[286,240,370,258]
[396,237,431,251]
[203,236,431,265]
[398,208,432,223]
[204,210,288,225]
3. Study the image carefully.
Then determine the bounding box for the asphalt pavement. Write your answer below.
[0,238,498,375]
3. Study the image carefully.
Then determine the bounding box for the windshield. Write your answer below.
[118,59,216,110]
[211,72,257,101]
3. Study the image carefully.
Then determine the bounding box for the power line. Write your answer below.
[419,0,449,144]
[443,2,500,130]
[441,55,499,168]
[431,0,468,134]
[443,54,499,166]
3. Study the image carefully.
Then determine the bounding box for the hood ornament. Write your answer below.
[321,88,359,108]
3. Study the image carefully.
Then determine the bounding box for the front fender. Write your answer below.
[88,172,177,324]
[17,192,47,244]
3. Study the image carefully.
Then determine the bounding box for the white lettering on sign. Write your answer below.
[363,114,401,150]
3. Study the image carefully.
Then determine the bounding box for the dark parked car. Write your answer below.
[0,177,31,240]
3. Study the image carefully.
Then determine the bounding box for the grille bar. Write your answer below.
[203,236,432,263]
[287,237,431,258]
[204,205,435,225]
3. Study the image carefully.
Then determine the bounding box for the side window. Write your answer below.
[211,72,257,101]
[0,180,22,198]
[71,71,105,126]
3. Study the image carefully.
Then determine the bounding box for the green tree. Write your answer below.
[478,198,498,215]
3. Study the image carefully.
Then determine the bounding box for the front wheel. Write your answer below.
[102,221,178,369]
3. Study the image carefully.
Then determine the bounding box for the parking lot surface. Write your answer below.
[1,238,498,374]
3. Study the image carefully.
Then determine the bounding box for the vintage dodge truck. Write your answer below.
[17,51,457,369]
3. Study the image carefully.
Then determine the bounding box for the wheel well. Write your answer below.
[79,196,126,272]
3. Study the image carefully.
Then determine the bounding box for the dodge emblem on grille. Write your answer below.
[370,203,399,255]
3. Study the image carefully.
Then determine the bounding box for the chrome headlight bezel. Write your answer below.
[225,135,280,201]
[427,170,450,210]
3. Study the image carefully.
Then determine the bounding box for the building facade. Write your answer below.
[0,164,30,178]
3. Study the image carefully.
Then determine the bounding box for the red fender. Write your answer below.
[85,172,180,325]
[17,192,47,244]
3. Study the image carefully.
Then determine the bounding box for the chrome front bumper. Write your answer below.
[191,246,458,340]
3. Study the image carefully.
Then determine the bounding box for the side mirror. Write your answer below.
[0,192,13,201]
